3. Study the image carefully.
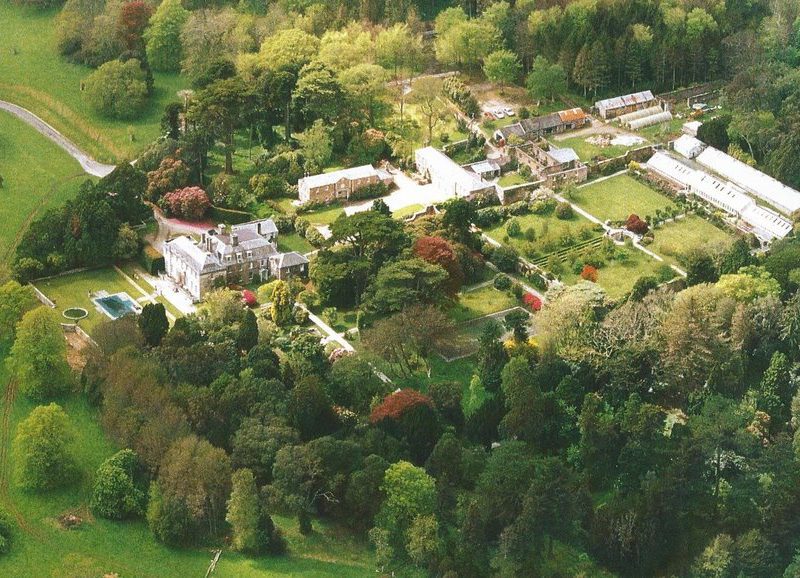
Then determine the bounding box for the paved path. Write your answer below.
[0,100,116,177]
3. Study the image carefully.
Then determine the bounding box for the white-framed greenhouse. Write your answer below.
[617,106,663,125]
[695,147,800,216]
[645,151,793,241]
[626,111,673,130]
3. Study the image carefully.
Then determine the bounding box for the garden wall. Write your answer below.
[589,145,657,177]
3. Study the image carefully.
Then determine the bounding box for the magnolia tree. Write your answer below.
[161,187,211,220]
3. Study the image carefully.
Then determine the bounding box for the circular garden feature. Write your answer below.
[62,307,89,321]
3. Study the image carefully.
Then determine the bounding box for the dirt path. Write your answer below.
[0,100,116,177]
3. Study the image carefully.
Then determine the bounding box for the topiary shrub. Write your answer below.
[555,201,573,220]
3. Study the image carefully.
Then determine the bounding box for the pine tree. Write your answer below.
[237,309,259,352]
[227,469,262,554]
[270,281,294,326]
[138,303,169,347]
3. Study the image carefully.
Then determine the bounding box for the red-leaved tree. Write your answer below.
[119,1,153,51]
[162,187,211,221]
[370,389,439,463]
[413,236,464,294]
[625,214,649,235]
[522,292,542,311]
[580,264,599,282]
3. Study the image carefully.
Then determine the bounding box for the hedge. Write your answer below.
[209,205,254,225]
[140,245,165,275]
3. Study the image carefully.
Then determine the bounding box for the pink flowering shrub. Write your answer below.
[523,293,542,311]
[162,186,211,221]
[242,290,257,307]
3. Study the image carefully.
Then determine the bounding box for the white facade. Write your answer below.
[696,147,800,216]
[673,135,705,160]
[415,147,496,199]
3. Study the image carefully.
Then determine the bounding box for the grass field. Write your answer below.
[392,204,424,219]
[484,210,600,260]
[0,110,89,273]
[649,215,734,266]
[300,205,346,226]
[0,3,185,163]
[561,244,674,299]
[498,172,528,187]
[448,284,520,323]
[570,174,676,222]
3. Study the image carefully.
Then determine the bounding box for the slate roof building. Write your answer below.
[493,108,588,143]
[298,165,393,204]
[163,218,308,301]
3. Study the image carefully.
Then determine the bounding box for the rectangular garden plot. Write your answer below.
[570,174,676,223]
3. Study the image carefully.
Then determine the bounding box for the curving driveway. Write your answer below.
[0,100,116,177]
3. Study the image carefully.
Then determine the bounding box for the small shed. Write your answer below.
[673,135,706,160]
[682,120,703,137]
[466,159,501,179]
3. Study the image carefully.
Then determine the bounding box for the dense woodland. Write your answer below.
[7,0,800,576]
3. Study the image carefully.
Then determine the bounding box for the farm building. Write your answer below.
[673,135,706,159]
[626,110,673,130]
[695,147,800,216]
[595,90,656,120]
[298,165,393,204]
[645,151,792,241]
[513,142,588,186]
[415,147,497,200]
[493,107,588,144]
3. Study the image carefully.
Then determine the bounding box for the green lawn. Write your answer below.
[560,244,675,300]
[0,4,186,163]
[570,174,676,222]
[117,261,184,321]
[554,135,640,162]
[402,102,469,150]
[498,172,528,187]
[299,204,346,226]
[448,284,520,323]
[0,350,375,578]
[0,110,89,274]
[484,210,600,261]
[33,267,152,334]
[277,232,314,255]
[649,215,734,266]
[392,204,424,219]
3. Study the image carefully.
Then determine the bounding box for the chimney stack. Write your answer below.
[218,224,226,235]
[232,233,239,247]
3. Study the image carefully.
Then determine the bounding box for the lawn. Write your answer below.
[570,174,676,222]
[299,204,346,226]
[484,210,601,262]
[448,284,520,323]
[33,266,156,334]
[277,232,314,255]
[649,215,734,266]
[0,4,186,163]
[498,172,528,187]
[0,350,376,578]
[553,135,641,162]
[560,244,675,300]
[392,204,424,219]
[0,110,89,275]
[401,102,469,150]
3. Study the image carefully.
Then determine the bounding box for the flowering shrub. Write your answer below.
[369,389,434,424]
[580,264,599,282]
[625,213,649,235]
[242,290,257,308]
[522,292,542,311]
[162,187,211,221]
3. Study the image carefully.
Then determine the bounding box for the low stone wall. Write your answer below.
[589,145,657,177]
[31,285,55,308]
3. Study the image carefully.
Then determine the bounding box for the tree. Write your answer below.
[146,156,189,202]
[413,236,464,294]
[373,461,436,561]
[375,24,423,78]
[411,77,446,145]
[118,0,153,51]
[526,56,567,103]
[188,78,248,174]
[90,449,145,519]
[237,309,259,352]
[504,309,530,342]
[295,120,332,174]
[227,468,284,555]
[370,389,440,463]
[270,281,294,326]
[435,19,500,70]
[138,303,169,347]
[147,435,231,545]
[0,281,36,344]
[685,250,719,285]
[144,0,188,72]
[365,258,448,314]
[0,506,13,555]
[113,223,140,260]
[288,376,338,441]
[10,307,72,401]
[293,61,345,128]
[340,64,389,126]
[754,351,793,429]
[256,28,320,73]
[84,59,149,119]
[161,186,210,220]
[13,403,76,491]
[483,50,522,87]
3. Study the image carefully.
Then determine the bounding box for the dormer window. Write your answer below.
[246,251,253,258]
[236,253,243,263]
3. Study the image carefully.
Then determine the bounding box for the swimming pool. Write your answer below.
[93,292,140,320]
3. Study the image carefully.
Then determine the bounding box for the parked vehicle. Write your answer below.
[504,107,515,116]
[494,109,506,119]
